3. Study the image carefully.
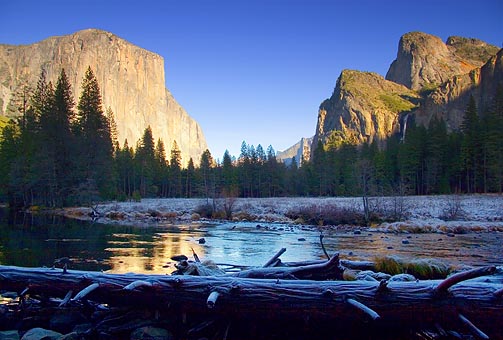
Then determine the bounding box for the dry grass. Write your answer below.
[373,255,451,279]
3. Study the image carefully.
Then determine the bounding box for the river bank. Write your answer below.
[60,194,503,233]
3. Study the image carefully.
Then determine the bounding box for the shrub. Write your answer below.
[440,195,466,221]
[212,210,227,219]
[194,204,214,218]
[286,204,365,226]
[116,192,128,202]
[132,191,141,202]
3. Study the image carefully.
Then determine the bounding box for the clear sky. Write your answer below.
[1,0,502,161]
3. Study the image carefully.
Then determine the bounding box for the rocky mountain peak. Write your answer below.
[312,69,419,150]
[0,29,207,165]
[386,32,498,91]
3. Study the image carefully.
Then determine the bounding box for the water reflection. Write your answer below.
[0,209,501,274]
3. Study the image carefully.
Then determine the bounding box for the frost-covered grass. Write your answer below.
[64,194,503,233]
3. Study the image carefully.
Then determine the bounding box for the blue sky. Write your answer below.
[1,0,502,160]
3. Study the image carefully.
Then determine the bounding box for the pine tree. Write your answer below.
[426,117,449,193]
[483,85,503,192]
[154,139,168,197]
[106,107,119,154]
[222,150,236,194]
[32,69,75,206]
[238,141,251,197]
[0,121,21,206]
[136,126,156,197]
[169,140,182,197]
[52,68,76,204]
[199,149,214,203]
[184,158,196,198]
[460,96,481,193]
[115,139,135,199]
[32,70,58,206]
[75,66,114,202]
[311,141,328,195]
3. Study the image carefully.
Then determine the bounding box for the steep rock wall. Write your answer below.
[0,29,207,165]
[386,32,498,91]
[312,70,420,150]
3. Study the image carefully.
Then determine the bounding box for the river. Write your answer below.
[0,209,501,274]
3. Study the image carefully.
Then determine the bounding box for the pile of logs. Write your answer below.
[0,249,502,339]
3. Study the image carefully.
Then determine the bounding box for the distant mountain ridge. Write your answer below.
[277,137,313,167]
[308,31,501,156]
[0,29,208,165]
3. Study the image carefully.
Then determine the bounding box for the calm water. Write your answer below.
[0,209,501,274]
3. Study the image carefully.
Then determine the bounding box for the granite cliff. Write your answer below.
[414,48,503,131]
[0,29,207,165]
[313,70,420,149]
[311,32,500,156]
[277,137,313,167]
[386,32,499,91]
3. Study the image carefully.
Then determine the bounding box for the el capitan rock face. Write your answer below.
[0,29,207,165]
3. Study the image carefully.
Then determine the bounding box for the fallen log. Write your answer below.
[284,259,376,271]
[0,265,502,338]
[231,253,345,280]
[262,247,286,267]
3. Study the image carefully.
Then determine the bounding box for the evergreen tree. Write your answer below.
[199,149,214,203]
[32,70,58,206]
[0,121,21,206]
[483,85,503,192]
[74,66,114,202]
[184,158,196,198]
[52,68,76,204]
[106,107,119,154]
[460,96,481,193]
[426,117,449,193]
[115,139,135,198]
[154,139,169,197]
[399,121,427,195]
[169,140,182,197]
[311,141,328,195]
[222,150,236,194]
[33,69,76,206]
[238,141,252,197]
[264,145,283,197]
[136,126,156,197]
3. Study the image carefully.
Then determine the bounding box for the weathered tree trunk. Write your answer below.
[231,252,345,280]
[0,265,502,338]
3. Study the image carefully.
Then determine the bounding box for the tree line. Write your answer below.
[1,69,502,208]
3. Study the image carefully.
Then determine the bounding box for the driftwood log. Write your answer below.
[1,265,502,339]
[232,252,345,280]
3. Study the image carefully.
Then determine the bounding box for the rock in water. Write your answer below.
[131,326,174,340]
[0,29,208,165]
[21,328,62,340]
[390,273,416,282]
[0,331,19,340]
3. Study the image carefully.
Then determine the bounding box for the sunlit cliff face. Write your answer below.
[0,29,208,165]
